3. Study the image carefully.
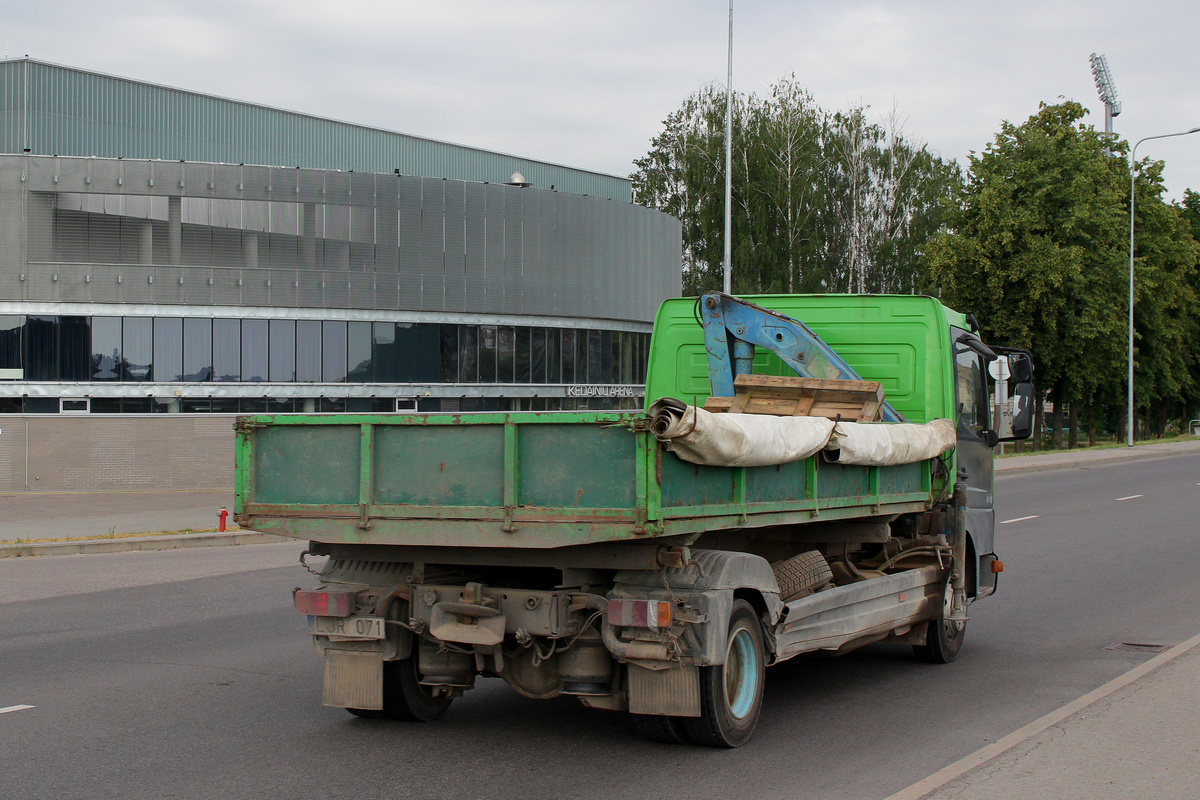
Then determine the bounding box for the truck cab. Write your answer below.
[645,293,1032,602]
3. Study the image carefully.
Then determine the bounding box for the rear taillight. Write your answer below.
[608,599,672,629]
[294,590,355,617]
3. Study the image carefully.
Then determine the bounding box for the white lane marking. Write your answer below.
[881,629,1200,800]
[1116,494,1144,501]
[0,705,34,714]
[1000,515,1039,524]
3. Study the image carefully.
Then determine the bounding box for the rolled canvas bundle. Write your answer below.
[648,398,835,468]
[823,417,956,466]
[648,398,956,469]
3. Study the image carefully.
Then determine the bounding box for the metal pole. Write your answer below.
[722,0,733,294]
[1128,127,1200,446]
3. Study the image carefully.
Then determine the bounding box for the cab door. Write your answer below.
[951,328,995,595]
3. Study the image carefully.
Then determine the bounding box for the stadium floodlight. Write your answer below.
[1090,53,1122,134]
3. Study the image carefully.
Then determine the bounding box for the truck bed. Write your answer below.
[234,411,936,548]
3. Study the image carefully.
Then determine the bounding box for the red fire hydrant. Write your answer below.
[218,506,228,532]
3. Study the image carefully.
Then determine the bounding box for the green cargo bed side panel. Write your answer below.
[374,425,505,507]
[517,424,636,509]
[660,457,736,508]
[254,425,361,505]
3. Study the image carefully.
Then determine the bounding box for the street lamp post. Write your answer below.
[1127,127,1200,446]
[722,0,734,294]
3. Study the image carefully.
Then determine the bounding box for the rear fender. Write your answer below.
[613,549,783,666]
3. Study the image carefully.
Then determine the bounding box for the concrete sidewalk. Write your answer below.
[996,438,1200,472]
[0,488,284,557]
[888,633,1200,800]
[0,489,233,542]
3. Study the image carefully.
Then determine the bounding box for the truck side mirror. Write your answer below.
[1007,381,1035,440]
[1007,352,1033,383]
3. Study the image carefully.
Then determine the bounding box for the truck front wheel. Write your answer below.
[683,600,765,748]
[913,580,965,664]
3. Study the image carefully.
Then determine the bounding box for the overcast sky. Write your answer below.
[6,0,1199,198]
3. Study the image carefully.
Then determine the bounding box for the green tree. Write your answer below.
[926,101,1199,446]
[633,77,959,296]
[1132,176,1200,435]
[925,102,1127,447]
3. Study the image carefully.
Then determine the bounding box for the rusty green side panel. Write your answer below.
[235,411,935,549]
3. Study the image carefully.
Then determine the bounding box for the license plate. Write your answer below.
[310,615,386,640]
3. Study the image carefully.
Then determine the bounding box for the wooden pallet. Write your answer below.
[703,374,885,421]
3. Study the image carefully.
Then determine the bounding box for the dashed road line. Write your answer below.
[1000,515,1039,524]
[1115,494,1144,501]
[0,705,34,714]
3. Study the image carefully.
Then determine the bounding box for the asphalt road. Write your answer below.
[2,453,1198,800]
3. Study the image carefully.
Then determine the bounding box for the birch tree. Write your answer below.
[632,76,959,296]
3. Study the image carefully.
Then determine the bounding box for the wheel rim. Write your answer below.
[942,581,965,635]
[724,627,759,720]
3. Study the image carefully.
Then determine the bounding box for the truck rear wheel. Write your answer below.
[683,600,765,748]
[631,713,692,744]
[913,580,965,664]
[384,654,454,721]
[348,657,453,721]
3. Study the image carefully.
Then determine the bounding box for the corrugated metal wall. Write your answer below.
[0,59,632,202]
[1,155,682,324]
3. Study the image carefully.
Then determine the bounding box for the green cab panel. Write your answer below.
[645,294,958,424]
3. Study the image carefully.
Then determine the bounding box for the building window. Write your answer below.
[322,321,348,383]
[183,318,213,381]
[0,316,653,414]
[91,316,122,381]
[268,319,295,382]
[213,319,241,382]
[242,319,268,382]
[123,318,153,381]
[346,321,372,382]
[296,320,322,382]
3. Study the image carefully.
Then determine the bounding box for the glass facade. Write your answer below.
[0,314,650,413]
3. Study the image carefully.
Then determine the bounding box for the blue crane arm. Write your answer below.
[699,292,903,422]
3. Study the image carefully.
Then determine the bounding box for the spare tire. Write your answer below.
[772,550,833,602]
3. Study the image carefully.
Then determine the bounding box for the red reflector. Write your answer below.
[991,560,1005,574]
[608,599,672,629]
[294,590,354,617]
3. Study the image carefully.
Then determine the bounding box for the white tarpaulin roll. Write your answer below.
[648,397,956,469]
[824,418,957,466]
[648,398,835,468]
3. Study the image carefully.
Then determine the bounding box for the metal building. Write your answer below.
[0,59,631,200]
[0,60,682,426]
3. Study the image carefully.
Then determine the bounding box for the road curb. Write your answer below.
[883,629,1200,800]
[996,441,1200,473]
[0,530,292,558]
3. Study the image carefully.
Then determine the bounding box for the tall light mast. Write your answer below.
[1089,53,1122,135]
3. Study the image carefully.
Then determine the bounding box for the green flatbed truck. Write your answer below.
[235,293,1033,747]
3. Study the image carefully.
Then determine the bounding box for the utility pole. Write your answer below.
[722,0,734,294]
